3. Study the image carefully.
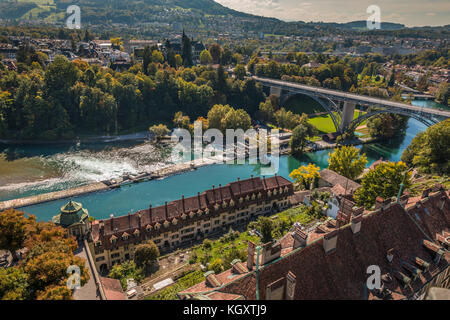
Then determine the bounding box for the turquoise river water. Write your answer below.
[0,100,446,221]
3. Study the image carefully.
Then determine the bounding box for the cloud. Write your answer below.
[215,0,450,26]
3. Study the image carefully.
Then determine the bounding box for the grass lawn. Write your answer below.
[308,110,367,134]
[192,230,259,266]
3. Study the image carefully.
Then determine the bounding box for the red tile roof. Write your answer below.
[91,176,293,251]
[100,277,126,300]
[180,189,450,300]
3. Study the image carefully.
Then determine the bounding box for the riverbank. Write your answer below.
[0,131,151,145]
[0,155,223,212]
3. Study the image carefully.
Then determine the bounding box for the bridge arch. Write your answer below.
[279,92,342,133]
[346,108,439,133]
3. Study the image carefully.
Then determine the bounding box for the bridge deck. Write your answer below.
[254,77,450,118]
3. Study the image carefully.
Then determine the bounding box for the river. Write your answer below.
[0,100,446,221]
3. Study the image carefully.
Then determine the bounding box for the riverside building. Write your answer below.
[88,175,293,273]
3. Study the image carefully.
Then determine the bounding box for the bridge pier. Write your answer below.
[270,86,282,98]
[340,101,356,132]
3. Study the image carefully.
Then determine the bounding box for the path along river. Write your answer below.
[0,100,446,221]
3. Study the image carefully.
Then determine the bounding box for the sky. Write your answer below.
[215,0,450,27]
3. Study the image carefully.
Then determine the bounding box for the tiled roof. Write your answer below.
[100,277,126,300]
[180,189,449,300]
[90,176,293,250]
[319,169,361,191]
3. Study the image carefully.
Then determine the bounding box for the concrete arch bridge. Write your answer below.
[254,76,450,133]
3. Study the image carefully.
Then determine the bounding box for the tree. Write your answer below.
[23,251,88,293]
[328,146,368,180]
[401,119,450,174]
[367,112,408,139]
[207,104,232,131]
[234,64,246,80]
[0,267,29,300]
[149,124,170,140]
[354,161,411,209]
[134,242,160,270]
[289,164,320,190]
[182,31,193,67]
[289,115,317,155]
[200,50,213,65]
[258,217,274,243]
[221,108,251,131]
[143,46,152,75]
[166,49,176,68]
[175,54,183,68]
[296,52,309,66]
[151,50,164,64]
[173,111,190,129]
[109,261,144,290]
[36,285,72,300]
[258,99,275,122]
[436,82,449,106]
[0,209,35,253]
[209,43,222,64]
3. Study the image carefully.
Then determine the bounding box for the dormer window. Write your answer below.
[190,211,196,218]
[258,192,262,199]
[222,201,228,208]
[245,195,250,201]
[122,232,129,240]
[110,235,117,244]
[204,208,210,214]
[267,190,272,197]
[172,218,178,225]
[163,220,170,228]
[95,241,102,247]
[229,199,235,207]
[146,225,152,232]
[214,203,220,211]
[251,194,256,200]
[133,229,140,237]
[273,189,278,195]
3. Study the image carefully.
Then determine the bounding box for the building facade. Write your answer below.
[88,175,293,273]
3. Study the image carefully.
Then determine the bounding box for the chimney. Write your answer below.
[323,229,338,254]
[99,221,105,235]
[128,212,131,227]
[204,271,222,288]
[285,271,296,300]
[351,215,363,235]
[165,201,168,220]
[375,197,391,211]
[292,228,308,249]
[375,197,384,209]
[247,241,256,270]
[439,196,446,210]
[137,213,142,229]
[197,192,201,208]
[421,188,432,199]
[182,195,185,212]
[399,191,410,207]
[110,214,114,231]
[386,248,394,264]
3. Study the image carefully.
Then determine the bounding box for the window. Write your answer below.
[111,253,120,259]
[95,256,105,262]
